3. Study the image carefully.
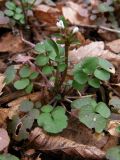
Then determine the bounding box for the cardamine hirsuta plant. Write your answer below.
[3,15,119,160]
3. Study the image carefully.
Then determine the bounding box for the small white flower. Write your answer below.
[56,20,65,29]
[72,26,79,34]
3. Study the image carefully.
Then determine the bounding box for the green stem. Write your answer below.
[59,41,69,89]
[54,40,69,94]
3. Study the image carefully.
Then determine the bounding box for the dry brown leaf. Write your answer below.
[8,92,43,109]
[0,92,43,126]
[30,127,105,159]
[0,74,5,96]
[67,1,89,18]
[107,120,120,137]
[33,4,61,25]
[69,41,120,65]
[0,108,9,126]
[0,128,10,151]
[106,39,120,54]
[0,33,26,53]
[62,2,91,25]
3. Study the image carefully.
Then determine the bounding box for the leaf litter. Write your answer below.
[0,0,120,160]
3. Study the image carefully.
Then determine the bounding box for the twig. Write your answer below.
[78,24,120,34]
[20,31,35,48]
[103,82,120,97]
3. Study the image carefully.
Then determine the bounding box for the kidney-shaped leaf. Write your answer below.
[95,102,111,118]
[37,106,68,133]
[14,79,30,90]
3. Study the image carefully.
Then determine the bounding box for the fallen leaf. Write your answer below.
[107,120,120,137]
[69,41,120,66]
[0,128,10,151]
[33,5,60,25]
[29,127,105,159]
[62,2,91,25]
[0,33,27,53]
[106,39,120,54]
[8,92,43,109]
[0,74,5,96]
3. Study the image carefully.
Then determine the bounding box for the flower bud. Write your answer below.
[72,27,79,34]
[56,20,65,29]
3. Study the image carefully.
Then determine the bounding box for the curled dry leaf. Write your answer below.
[0,73,5,96]
[69,41,120,65]
[0,128,10,151]
[30,127,105,159]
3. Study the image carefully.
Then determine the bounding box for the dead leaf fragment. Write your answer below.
[0,74,5,96]
[30,128,105,159]
[0,128,10,151]
[69,41,120,65]
[33,5,60,25]
[0,33,26,53]
[107,120,120,137]
[107,39,120,54]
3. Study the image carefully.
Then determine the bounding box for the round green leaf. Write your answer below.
[95,102,111,118]
[88,78,100,88]
[71,97,96,109]
[58,63,66,72]
[79,111,107,133]
[14,79,30,90]
[5,1,16,10]
[82,57,99,74]
[4,9,14,16]
[72,80,86,90]
[20,100,34,112]
[25,83,33,93]
[19,66,31,78]
[29,72,39,79]
[42,66,53,75]
[35,55,49,66]
[106,146,120,160]
[37,106,68,133]
[34,43,46,53]
[5,65,17,84]
[29,109,40,119]
[15,7,22,14]
[14,14,23,20]
[41,105,53,113]
[94,68,110,81]
[0,154,19,160]
[74,71,88,84]
[98,58,115,73]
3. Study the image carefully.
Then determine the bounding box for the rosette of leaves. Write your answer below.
[37,105,68,133]
[14,65,39,93]
[4,1,25,24]
[71,97,111,133]
[8,100,40,141]
[73,57,115,90]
